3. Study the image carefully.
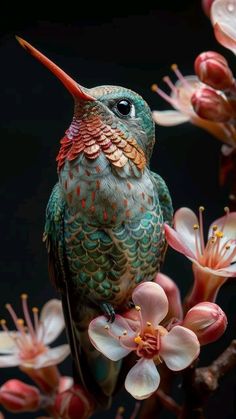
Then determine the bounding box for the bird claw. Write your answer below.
[126,300,135,309]
[101,303,116,323]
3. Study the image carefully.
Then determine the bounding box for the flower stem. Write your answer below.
[183,264,226,314]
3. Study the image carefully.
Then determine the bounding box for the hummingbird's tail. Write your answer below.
[61,280,122,410]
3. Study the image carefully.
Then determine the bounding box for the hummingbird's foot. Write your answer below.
[101,303,116,323]
[126,300,135,309]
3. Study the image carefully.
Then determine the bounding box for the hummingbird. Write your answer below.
[16,37,173,409]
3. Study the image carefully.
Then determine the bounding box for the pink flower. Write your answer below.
[210,0,236,54]
[88,282,200,400]
[0,379,40,413]
[165,207,236,277]
[0,295,70,369]
[154,273,183,323]
[151,66,236,146]
[165,207,236,305]
[182,302,227,345]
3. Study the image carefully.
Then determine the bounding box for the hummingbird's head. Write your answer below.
[16,38,155,178]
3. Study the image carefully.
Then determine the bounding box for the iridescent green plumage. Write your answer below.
[43,84,173,408]
[17,37,172,410]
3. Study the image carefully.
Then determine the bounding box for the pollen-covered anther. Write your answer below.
[135,305,141,311]
[0,319,6,326]
[21,293,28,300]
[215,231,224,238]
[212,225,218,231]
[193,224,199,230]
[224,206,230,214]
[104,325,110,330]
[225,245,231,250]
[32,307,39,313]
[17,319,24,326]
[134,336,143,344]
[171,63,178,71]
[199,206,205,212]
[151,83,158,92]
[117,406,125,415]
[146,322,152,327]
[123,330,127,336]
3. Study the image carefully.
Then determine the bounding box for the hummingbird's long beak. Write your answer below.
[16,36,95,101]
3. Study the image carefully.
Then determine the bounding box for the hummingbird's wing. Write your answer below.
[151,172,173,226]
[150,172,173,265]
[43,183,112,408]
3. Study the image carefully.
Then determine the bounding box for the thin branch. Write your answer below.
[179,340,236,419]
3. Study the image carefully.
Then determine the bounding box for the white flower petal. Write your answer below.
[209,212,236,246]
[174,207,199,256]
[211,1,236,32]
[125,358,160,400]
[0,354,20,367]
[160,325,200,371]
[216,263,236,276]
[211,0,236,53]
[29,345,70,369]
[164,224,196,259]
[39,299,65,345]
[214,22,236,54]
[0,332,17,354]
[132,282,168,328]
[88,315,135,361]
[152,110,190,126]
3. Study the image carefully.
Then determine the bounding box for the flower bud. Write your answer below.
[191,87,233,122]
[54,384,95,419]
[201,0,215,17]
[0,379,40,413]
[194,51,234,90]
[154,273,183,322]
[182,302,227,345]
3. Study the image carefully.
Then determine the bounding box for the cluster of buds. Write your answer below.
[192,51,236,124]
[0,296,95,418]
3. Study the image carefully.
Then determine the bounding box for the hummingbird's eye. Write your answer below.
[115,99,135,117]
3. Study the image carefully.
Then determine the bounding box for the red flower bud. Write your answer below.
[54,384,95,419]
[191,87,233,122]
[0,379,40,413]
[194,51,234,90]
[182,302,227,345]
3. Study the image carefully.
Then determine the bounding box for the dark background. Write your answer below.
[0,1,236,417]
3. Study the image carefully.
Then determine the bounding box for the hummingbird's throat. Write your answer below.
[56,114,146,172]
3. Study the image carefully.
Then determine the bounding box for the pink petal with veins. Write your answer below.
[125,358,160,400]
[164,224,196,259]
[132,282,168,328]
[88,315,135,361]
[26,345,70,369]
[214,22,236,53]
[160,326,200,370]
[39,299,65,345]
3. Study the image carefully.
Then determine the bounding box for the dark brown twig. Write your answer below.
[179,340,236,419]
